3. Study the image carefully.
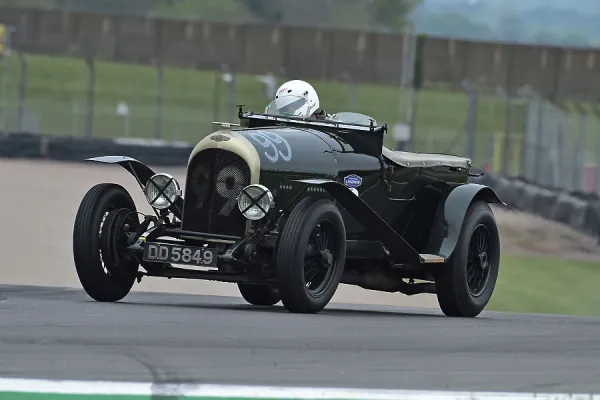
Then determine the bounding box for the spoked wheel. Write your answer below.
[304,222,337,298]
[466,225,492,298]
[435,200,500,318]
[237,283,280,306]
[73,183,141,302]
[275,197,346,314]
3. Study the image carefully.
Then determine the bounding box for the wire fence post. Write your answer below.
[460,80,478,161]
[0,24,14,134]
[493,86,511,175]
[533,95,544,183]
[228,67,236,122]
[220,64,236,123]
[553,102,572,190]
[342,72,357,112]
[84,56,95,138]
[554,109,565,189]
[154,57,164,139]
[573,103,588,192]
[515,85,541,183]
[536,101,561,188]
[594,106,600,194]
[16,52,27,132]
[397,23,417,151]
[212,66,224,125]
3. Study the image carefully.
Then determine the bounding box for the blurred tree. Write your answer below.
[533,30,562,45]
[368,0,422,30]
[561,32,590,47]
[415,12,495,40]
[496,13,527,42]
[244,0,284,23]
[52,0,179,15]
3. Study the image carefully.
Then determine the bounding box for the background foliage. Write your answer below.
[1,0,595,46]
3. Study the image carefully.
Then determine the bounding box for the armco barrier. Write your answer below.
[0,133,47,159]
[0,133,194,166]
[472,173,600,242]
[1,132,599,243]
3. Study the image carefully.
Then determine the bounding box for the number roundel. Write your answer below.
[247,131,292,163]
[215,165,245,216]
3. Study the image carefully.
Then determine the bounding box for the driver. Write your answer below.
[265,80,330,119]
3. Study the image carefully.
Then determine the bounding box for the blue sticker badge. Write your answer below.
[344,174,362,188]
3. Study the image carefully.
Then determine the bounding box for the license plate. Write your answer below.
[142,242,217,267]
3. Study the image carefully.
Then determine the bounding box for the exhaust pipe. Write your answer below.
[341,270,435,295]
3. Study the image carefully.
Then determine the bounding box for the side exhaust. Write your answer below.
[341,270,436,295]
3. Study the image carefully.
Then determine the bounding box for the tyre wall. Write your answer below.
[471,172,600,242]
[2,132,599,242]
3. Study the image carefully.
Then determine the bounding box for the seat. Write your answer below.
[381,146,471,169]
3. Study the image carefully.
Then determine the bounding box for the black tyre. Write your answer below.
[237,283,280,306]
[73,183,141,302]
[434,200,500,318]
[274,197,346,314]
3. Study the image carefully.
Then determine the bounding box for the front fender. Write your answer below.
[86,156,183,219]
[426,183,505,260]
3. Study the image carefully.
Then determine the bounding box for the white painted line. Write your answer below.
[0,377,598,399]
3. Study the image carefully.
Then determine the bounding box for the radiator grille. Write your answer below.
[182,149,251,236]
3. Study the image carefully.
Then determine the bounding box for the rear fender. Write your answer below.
[293,179,421,264]
[425,183,505,260]
[86,156,183,219]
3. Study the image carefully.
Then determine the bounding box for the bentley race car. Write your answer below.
[72,107,504,317]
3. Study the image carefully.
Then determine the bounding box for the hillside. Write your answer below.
[414,0,600,46]
[1,0,597,47]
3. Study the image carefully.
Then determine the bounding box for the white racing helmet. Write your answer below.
[265,80,320,118]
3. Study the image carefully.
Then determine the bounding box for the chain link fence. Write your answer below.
[409,81,599,195]
[480,85,599,194]
[0,44,597,195]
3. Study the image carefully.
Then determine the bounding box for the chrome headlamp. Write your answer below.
[237,184,275,220]
[144,173,182,210]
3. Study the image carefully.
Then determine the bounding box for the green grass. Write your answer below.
[0,53,525,166]
[488,253,600,317]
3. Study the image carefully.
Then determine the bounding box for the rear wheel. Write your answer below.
[73,183,141,302]
[274,197,346,314]
[434,201,500,317]
[237,283,280,306]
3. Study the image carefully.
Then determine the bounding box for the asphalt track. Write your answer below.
[0,158,439,309]
[2,159,600,395]
[1,284,600,394]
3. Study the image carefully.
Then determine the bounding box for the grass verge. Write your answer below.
[488,253,600,318]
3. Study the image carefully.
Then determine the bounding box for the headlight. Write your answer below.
[144,173,181,210]
[237,184,274,220]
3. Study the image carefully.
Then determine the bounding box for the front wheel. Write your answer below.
[73,183,141,302]
[434,200,501,318]
[274,197,347,314]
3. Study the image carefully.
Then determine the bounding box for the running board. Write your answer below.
[419,254,446,264]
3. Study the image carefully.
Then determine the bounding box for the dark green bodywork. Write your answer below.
[227,112,498,262]
[86,111,503,266]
